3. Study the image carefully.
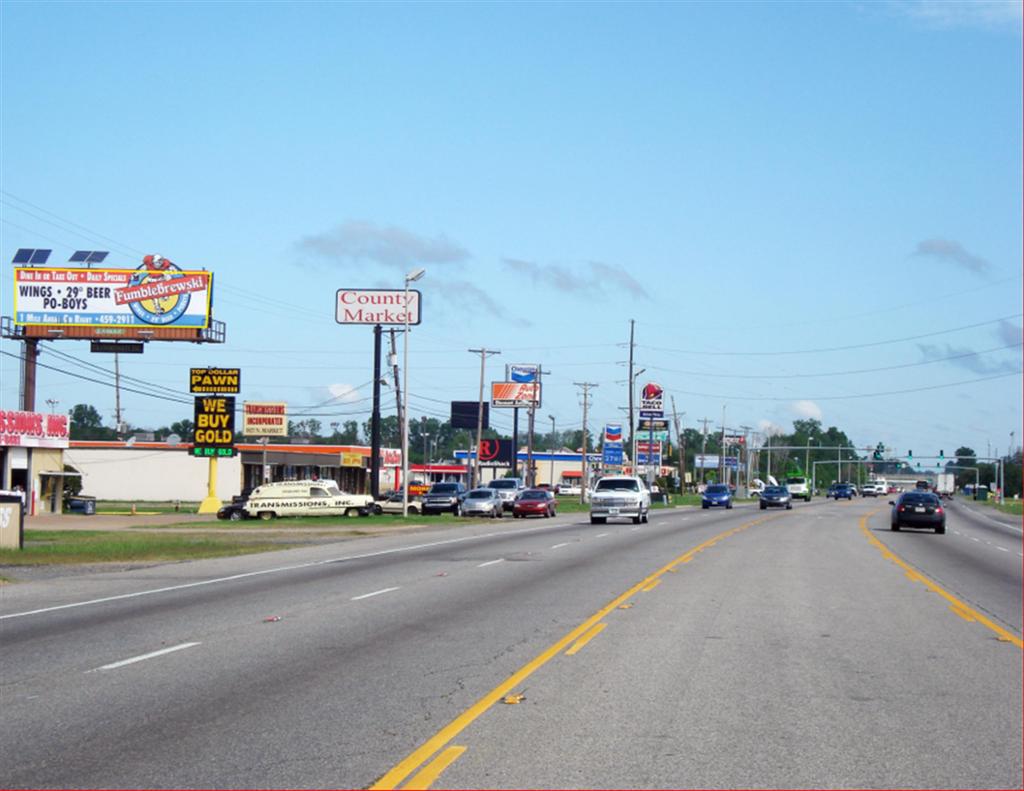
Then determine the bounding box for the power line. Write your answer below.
[640,314,1022,357]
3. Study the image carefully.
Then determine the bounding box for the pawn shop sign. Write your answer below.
[190,367,240,394]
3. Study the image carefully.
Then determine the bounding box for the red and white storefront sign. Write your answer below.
[0,410,70,448]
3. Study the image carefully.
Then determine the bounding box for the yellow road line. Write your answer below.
[859,512,1022,649]
[642,578,662,593]
[399,745,467,790]
[565,622,607,656]
[370,514,779,790]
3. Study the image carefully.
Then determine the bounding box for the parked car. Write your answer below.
[759,486,792,510]
[589,475,650,524]
[556,482,582,496]
[701,483,732,510]
[217,494,249,521]
[831,483,856,500]
[242,480,373,520]
[488,477,525,512]
[785,476,811,502]
[890,491,945,533]
[513,488,557,518]
[421,481,468,515]
[460,488,504,518]
[373,491,423,515]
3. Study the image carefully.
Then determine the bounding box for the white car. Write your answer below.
[488,478,525,511]
[785,476,812,502]
[556,482,582,496]
[460,488,504,518]
[589,475,651,525]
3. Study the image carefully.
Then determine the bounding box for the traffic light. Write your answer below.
[939,449,944,459]
[908,450,913,459]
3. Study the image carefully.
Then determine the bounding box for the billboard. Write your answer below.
[14,264,212,330]
[477,438,514,464]
[491,381,541,408]
[243,402,287,436]
[192,396,236,457]
[694,454,719,469]
[639,382,664,417]
[335,289,421,325]
[190,367,240,394]
[451,401,487,430]
[509,364,539,383]
[0,410,69,448]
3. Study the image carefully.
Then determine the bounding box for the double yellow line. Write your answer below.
[371,514,779,790]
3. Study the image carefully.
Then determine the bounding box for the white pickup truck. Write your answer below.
[243,480,373,520]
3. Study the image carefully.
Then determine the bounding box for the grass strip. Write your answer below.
[0,530,305,566]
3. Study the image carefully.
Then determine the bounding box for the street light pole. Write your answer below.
[401,267,425,518]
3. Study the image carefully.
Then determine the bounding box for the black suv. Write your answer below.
[421,482,469,515]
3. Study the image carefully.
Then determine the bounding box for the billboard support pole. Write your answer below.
[198,457,220,514]
[511,408,519,479]
[370,324,382,499]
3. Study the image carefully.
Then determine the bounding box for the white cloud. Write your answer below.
[912,238,990,274]
[324,383,363,404]
[758,419,786,437]
[896,0,1022,32]
[791,400,823,420]
[298,221,470,271]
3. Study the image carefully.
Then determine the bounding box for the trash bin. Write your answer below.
[67,495,97,515]
[974,488,988,501]
[0,492,24,549]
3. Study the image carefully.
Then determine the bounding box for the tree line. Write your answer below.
[66,404,1020,495]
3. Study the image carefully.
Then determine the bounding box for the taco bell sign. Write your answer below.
[639,382,664,418]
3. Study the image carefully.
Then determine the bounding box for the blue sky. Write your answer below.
[1,0,1021,461]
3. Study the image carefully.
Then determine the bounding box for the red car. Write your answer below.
[512,489,557,518]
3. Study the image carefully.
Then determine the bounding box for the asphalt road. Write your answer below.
[1,498,1020,789]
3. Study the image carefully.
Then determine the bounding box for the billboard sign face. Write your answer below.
[0,410,69,448]
[190,367,240,394]
[14,264,212,329]
[636,440,662,466]
[192,396,236,457]
[491,381,540,408]
[604,423,623,443]
[335,289,421,325]
[451,401,487,429]
[509,364,539,383]
[477,438,514,464]
[695,454,719,469]
[243,402,287,436]
[602,445,624,466]
[639,382,664,418]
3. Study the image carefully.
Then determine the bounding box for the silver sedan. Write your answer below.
[460,488,504,518]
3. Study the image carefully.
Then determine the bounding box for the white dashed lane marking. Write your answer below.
[477,559,504,568]
[91,642,200,672]
[351,587,400,601]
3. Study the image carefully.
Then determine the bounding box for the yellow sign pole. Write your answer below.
[198,457,221,513]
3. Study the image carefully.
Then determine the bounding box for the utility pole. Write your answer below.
[389,328,403,454]
[627,319,635,462]
[699,417,710,484]
[575,382,598,504]
[720,405,727,486]
[670,397,685,494]
[468,347,500,488]
[114,351,123,435]
[525,367,550,487]
[740,424,753,494]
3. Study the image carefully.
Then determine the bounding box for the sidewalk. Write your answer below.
[26,511,220,531]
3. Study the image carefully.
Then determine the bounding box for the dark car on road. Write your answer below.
[759,485,792,510]
[421,482,468,515]
[890,491,945,533]
[830,483,855,500]
[701,483,733,509]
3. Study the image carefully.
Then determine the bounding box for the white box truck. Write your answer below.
[936,473,955,499]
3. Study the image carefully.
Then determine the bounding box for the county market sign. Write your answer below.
[335,289,421,325]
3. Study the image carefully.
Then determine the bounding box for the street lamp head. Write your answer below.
[405,267,426,283]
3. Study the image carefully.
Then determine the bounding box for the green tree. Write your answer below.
[69,404,116,440]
